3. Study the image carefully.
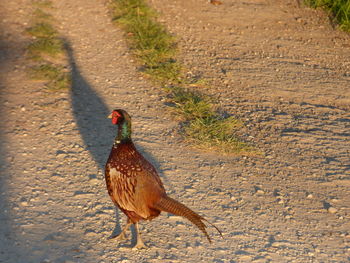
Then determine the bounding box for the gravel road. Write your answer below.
[0,0,349,262]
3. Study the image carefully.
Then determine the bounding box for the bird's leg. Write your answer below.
[109,219,132,241]
[132,222,147,249]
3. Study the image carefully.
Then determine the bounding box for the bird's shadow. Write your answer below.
[65,41,165,245]
[65,41,123,238]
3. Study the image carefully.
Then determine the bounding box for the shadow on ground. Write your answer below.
[0,27,32,262]
[64,42,126,239]
[65,42,112,168]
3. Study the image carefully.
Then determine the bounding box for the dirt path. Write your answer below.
[1,0,349,262]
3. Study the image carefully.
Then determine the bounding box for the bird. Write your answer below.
[105,109,222,249]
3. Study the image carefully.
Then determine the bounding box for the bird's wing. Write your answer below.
[108,164,165,219]
[108,165,139,214]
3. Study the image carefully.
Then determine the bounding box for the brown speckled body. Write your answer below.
[105,140,165,223]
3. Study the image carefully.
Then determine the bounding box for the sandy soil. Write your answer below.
[0,0,349,262]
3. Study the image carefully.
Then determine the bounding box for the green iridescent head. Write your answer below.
[108,109,132,142]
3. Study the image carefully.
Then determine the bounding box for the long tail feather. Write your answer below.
[154,196,222,243]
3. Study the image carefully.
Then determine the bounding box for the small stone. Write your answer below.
[239,255,252,260]
[328,207,337,214]
[89,178,99,184]
[307,194,313,199]
[256,189,265,195]
[85,231,96,237]
[56,150,66,159]
[20,201,29,206]
[168,215,183,221]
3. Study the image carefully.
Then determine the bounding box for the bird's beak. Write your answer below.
[107,113,112,119]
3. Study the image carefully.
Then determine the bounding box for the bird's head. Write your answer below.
[108,109,132,142]
[108,109,131,125]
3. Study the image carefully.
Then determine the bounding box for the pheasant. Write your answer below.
[105,109,222,249]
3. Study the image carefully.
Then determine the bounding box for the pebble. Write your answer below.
[20,201,29,206]
[253,258,268,263]
[89,178,99,184]
[239,255,252,261]
[85,231,97,237]
[328,207,338,214]
[56,153,66,159]
[168,215,183,221]
[256,189,265,195]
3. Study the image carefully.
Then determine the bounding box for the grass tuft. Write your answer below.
[170,87,214,120]
[28,37,64,57]
[33,0,53,8]
[29,64,71,91]
[29,63,62,80]
[185,117,249,153]
[26,0,71,92]
[111,0,180,83]
[32,8,53,21]
[305,0,350,32]
[110,0,251,154]
[26,22,57,38]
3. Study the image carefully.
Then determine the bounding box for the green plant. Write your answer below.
[111,0,180,82]
[32,0,53,8]
[110,0,250,153]
[305,0,350,31]
[47,73,71,91]
[32,8,53,21]
[26,22,57,38]
[29,64,60,79]
[184,116,248,152]
[29,64,70,90]
[170,87,214,120]
[26,0,71,92]
[28,37,64,57]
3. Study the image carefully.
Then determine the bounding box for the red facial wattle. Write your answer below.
[111,111,121,125]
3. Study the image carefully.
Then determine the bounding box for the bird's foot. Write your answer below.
[132,222,148,249]
[108,231,128,241]
[132,239,148,250]
[109,221,132,241]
